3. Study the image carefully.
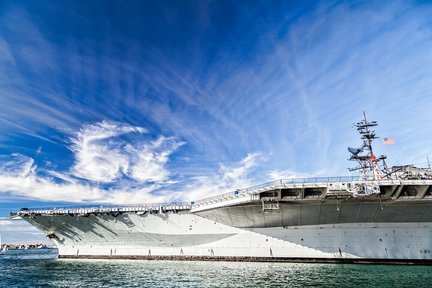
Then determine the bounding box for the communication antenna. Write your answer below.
[348,112,389,180]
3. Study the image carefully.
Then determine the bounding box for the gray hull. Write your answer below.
[16,179,432,264]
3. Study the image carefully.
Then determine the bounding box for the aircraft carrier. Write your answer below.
[11,114,432,264]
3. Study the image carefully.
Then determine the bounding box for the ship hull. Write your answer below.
[22,208,432,264]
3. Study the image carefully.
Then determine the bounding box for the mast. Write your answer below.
[348,112,388,181]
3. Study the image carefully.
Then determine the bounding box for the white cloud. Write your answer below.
[0,219,38,232]
[267,169,310,181]
[0,148,265,205]
[219,152,264,188]
[0,219,51,244]
[0,121,186,203]
[0,155,103,202]
[128,136,185,182]
[0,154,35,178]
[71,121,147,182]
[70,121,185,185]
[183,152,266,201]
[0,153,172,203]
[99,185,168,205]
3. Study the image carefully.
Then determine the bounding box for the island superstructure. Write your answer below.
[12,114,432,264]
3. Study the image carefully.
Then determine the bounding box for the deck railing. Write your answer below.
[191,176,362,208]
[12,202,192,217]
[13,176,431,216]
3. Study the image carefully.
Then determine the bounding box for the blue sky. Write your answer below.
[1,0,432,243]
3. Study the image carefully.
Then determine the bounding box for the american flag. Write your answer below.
[383,137,395,145]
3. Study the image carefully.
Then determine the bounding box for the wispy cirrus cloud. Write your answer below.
[127,135,185,183]
[267,169,311,181]
[0,154,35,178]
[183,152,266,201]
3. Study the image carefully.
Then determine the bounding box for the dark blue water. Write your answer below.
[1,250,432,287]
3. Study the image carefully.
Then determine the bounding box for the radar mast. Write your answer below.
[348,112,389,181]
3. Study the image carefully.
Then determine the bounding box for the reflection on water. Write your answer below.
[1,250,432,287]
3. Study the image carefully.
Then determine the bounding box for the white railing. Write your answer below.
[191,176,362,208]
[12,177,432,216]
[13,202,192,217]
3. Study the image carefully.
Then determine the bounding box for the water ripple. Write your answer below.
[1,250,432,287]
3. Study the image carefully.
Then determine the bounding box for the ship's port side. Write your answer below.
[193,179,432,228]
[12,178,432,232]
[18,212,432,264]
[13,178,432,218]
[10,178,432,264]
[191,179,432,211]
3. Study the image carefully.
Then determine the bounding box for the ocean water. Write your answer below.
[1,250,432,287]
